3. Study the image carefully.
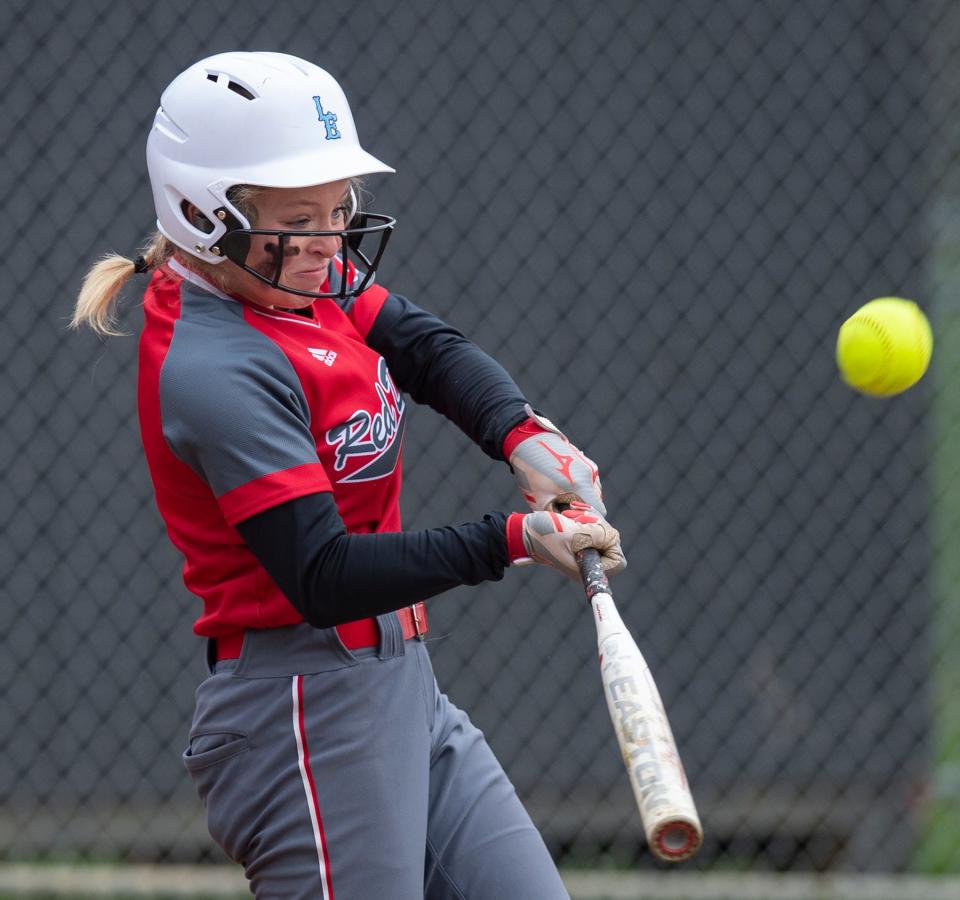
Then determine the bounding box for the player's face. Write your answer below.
[224,180,353,309]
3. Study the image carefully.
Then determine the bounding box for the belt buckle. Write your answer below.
[411,603,426,641]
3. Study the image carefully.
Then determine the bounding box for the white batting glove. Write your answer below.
[505,406,606,515]
[506,502,626,581]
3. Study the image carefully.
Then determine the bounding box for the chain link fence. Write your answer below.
[2,0,959,888]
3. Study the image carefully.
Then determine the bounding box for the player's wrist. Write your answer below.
[505,512,533,564]
[502,415,553,461]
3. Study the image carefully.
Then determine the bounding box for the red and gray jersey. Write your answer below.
[138,260,529,638]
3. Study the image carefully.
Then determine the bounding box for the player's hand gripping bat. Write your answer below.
[575,546,703,862]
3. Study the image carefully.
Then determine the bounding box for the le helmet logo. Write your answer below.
[312,96,342,141]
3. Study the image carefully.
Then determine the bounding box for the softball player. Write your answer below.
[73,51,625,899]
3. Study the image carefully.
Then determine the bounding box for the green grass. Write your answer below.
[914,251,960,873]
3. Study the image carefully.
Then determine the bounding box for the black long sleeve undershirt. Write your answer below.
[365,293,529,460]
[236,492,510,628]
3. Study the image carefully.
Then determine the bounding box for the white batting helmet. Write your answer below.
[146,51,394,266]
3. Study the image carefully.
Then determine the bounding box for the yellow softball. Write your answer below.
[836,297,933,397]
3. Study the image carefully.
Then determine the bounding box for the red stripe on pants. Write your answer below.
[292,675,335,898]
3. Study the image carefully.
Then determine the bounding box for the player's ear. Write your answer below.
[181,200,215,234]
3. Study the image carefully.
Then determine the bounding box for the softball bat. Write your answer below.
[576,547,703,862]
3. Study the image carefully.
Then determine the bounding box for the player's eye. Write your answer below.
[285,217,312,229]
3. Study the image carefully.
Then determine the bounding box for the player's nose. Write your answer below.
[307,232,341,258]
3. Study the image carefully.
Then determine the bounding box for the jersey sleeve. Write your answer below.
[159,318,331,524]
[363,292,529,459]
[236,492,511,627]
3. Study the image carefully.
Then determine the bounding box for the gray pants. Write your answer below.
[183,619,570,899]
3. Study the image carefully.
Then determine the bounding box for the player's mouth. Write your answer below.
[289,264,331,279]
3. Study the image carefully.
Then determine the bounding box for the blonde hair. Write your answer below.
[71,233,175,336]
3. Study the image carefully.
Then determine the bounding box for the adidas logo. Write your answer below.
[308,348,338,367]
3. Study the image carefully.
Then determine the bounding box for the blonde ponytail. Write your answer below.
[71,233,174,336]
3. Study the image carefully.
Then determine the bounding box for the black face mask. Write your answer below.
[210,208,396,300]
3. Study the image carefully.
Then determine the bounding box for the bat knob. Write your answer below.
[546,492,581,512]
[653,820,702,862]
